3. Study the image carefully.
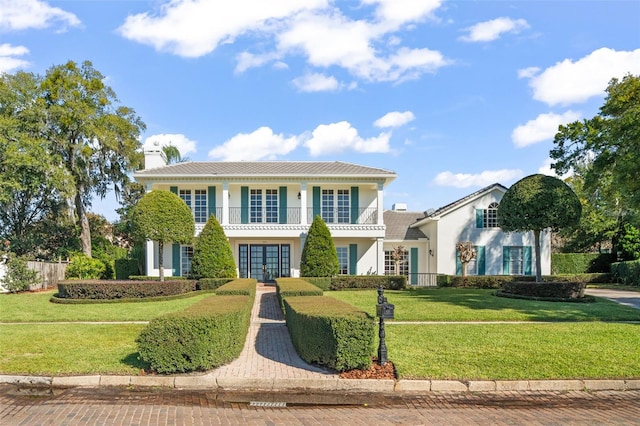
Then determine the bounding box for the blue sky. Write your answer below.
[1,0,639,222]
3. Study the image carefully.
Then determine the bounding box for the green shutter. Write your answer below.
[172,243,181,276]
[170,186,178,195]
[410,247,418,285]
[279,186,287,224]
[477,246,486,276]
[455,250,462,276]
[312,186,321,218]
[240,186,248,224]
[349,244,358,275]
[503,246,511,275]
[524,246,533,275]
[476,209,483,228]
[208,186,216,220]
[350,186,359,224]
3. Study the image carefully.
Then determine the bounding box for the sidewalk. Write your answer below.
[1,285,639,393]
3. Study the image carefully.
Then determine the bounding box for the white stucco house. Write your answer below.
[383,183,551,285]
[134,151,549,284]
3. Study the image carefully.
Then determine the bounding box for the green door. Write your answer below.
[249,245,280,283]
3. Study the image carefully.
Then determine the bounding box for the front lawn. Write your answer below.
[0,290,213,322]
[326,288,640,322]
[387,322,640,380]
[0,324,146,375]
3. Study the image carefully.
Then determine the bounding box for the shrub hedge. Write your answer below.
[497,281,588,300]
[128,275,187,281]
[611,260,640,286]
[438,274,613,289]
[215,278,257,296]
[198,278,235,291]
[329,275,406,290]
[302,277,332,291]
[284,296,374,371]
[276,278,323,311]
[551,253,612,274]
[56,280,196,299]
[136,294,252,374]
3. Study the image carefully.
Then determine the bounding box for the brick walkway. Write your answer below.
[207,284,337,380]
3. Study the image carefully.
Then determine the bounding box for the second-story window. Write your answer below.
[482,202,499,228]
[250,189,278,223]
[251,189,263,223]
[322,189,349,224]
[265,189,278,223]
[179,189,207,223]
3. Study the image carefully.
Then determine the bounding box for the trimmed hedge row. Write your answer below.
[136,294,253,374]
[276,278,323,310]
[497,281,587,300]
[551,253,612,274]
[198,278,235,291]
[128,275,188,281]
[57,280,197,299]
[611,260,640,286]
[439,274,613,289]
[328,275,406,290]
[215,278,257,296]
[284,296,375,371]
[302,277,331,291]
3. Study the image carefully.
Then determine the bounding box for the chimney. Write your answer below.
[143,146,167,170]
[392,203,407,212]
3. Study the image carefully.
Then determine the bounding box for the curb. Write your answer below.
[2,375,639,393]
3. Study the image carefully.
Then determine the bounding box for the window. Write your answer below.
[384,249,409,276]
[508,246,524,275]
[179,189,207,223]
[336,247,348,275]
[181,245,193,277]
[249,189,278,223]
[265,189,278,223]
[321,189,349,223]
[250,189,263,223]
[239,245,248,278]
[483,202,499,228]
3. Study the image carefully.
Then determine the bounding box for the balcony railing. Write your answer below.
[224,207,378,225]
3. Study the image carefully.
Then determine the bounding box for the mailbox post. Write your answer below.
[376,285,394,365]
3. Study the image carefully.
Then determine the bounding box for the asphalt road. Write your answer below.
[2,385,639,425]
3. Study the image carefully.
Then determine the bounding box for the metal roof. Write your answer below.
[383,210,428,241]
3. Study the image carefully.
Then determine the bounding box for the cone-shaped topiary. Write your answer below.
[190,214,236,278]
[300,215,339,277]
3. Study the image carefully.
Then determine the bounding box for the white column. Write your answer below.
[377,182,384,225]
[222,182,229,225]
[145,240,154,276]
[376,237,385,275]
[300,182,308,225]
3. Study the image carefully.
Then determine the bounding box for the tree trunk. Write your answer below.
[158,240,165,282]
[75,191,92,258]
[534,229,542,283]
[461,262,467,277]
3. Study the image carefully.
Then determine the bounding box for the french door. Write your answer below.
[240,244,290,283]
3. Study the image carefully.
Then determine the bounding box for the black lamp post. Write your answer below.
[376,284,394,365]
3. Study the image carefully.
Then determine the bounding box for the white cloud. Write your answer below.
[512,110,581,148]
[374,110,415,128]
[517,67,539,79]
[433,169,524,188]
[304,121,390,156]
[118,0,327,58]
[118,0,449,84]
[459,17,529,42]
[143,134,198,156]
[538,158,573,178]
[0,43,29,73]
[522,47,640,106]
[208,127,301,161]
[292,72,340,92]
[0,0,80,32]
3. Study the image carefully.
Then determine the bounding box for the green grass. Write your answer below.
[0,324,147,375]
[0,290,214,322]
[326,288,640,322]
[387,323,640,380]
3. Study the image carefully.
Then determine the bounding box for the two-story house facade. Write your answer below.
[134,150,397,282]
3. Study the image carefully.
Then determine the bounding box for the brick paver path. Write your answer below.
[2,385,639,425]
[208,284,337,380]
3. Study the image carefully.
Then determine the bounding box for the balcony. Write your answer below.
[225,207,378,225]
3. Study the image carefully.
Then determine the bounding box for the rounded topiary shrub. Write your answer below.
[190,214,236,279]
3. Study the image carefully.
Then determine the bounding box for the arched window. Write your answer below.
[483,202,499,228]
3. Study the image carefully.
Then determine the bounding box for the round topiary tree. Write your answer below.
[132,190,195,281]
[498,174,581,282]
[190,214,236,278]
[300,215,339,277]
